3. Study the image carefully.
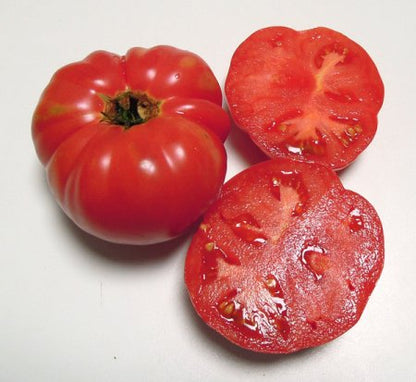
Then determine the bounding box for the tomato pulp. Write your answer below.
[185,158,384,353]
[33,46,230,245]
[225,27,384,170]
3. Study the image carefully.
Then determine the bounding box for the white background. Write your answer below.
[1,0,415,381]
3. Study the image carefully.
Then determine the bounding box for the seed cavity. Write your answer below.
[270,170,308,216]
[217,290,259,333]
[347,279,356,291]
[223,213,267,246]
[348,208,365,232]
[264,274,287,316]
[201,242,240,284]
[301,244,330,280]
[307,320,318,330]
[341,124,363,147]
[199,223,210,233]
[268,311,290,340]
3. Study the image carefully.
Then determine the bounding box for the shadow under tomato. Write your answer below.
[59,212,196,264]
[225,113,269,168]
[35,159,196,264]
[180,284,332,364]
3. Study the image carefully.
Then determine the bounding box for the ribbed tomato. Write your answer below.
[32,46,230,245]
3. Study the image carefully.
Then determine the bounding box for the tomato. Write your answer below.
[32,46,230,245]
[225,27,384,170]
[185,158,384,353]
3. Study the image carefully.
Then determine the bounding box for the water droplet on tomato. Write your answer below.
[301,244,330,280]
[286,144,303,155]
[348,208,364,232]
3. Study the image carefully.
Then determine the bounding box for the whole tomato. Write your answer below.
[32,46,230,245]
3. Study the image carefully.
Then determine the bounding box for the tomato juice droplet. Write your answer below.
[301,244,330,280]
[223,213,267,246]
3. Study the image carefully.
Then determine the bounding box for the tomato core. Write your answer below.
[101,91,160,128]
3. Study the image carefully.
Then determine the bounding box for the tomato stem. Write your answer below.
[101,91,160,128]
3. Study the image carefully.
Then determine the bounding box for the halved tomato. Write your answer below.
[185,158,384,353]
[225,27,384,170]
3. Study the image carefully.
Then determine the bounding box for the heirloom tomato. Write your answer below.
[225,27,384,170]
[32,46,230,245]
[185,158,384,353]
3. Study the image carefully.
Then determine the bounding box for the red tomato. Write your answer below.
[225,27,384,170]
[185,158,384,353]
[32,46,230,245]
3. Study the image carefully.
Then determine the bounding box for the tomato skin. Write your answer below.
[225,27,384,170]
[33,47,229,245]
[185,158,384,353]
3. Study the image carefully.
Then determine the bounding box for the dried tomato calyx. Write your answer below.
[101,91,160,128]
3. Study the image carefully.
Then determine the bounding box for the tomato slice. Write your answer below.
[185,158,384,353]
[225,27,384,170]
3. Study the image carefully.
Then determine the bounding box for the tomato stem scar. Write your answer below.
[100,91,160,128]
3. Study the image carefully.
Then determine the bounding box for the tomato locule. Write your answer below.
[32,46,230,245]
[185,158,384,353]
[225,27,384,170]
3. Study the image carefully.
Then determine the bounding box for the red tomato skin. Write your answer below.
[225,26,384,170]
[125,46,223,105]
[33,47,229,245]
[185,159,384,353]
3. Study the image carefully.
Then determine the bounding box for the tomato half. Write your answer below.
[225,27,384,170]
[185,158,384,353]
[32,46,230,245]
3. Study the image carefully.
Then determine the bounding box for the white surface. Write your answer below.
[1,0,415,381]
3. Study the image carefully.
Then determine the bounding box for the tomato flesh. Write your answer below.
[32,47,230,245]
[225,27,384,170]
[185,159,384,353]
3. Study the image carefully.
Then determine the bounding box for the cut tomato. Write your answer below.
[225,27,384,170]
[185,158,384,353]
